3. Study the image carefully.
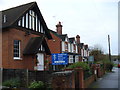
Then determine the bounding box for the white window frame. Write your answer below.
[68,43,71,52]
[76,45,78,53]
[75,56,79,63]
[13,40,21,60]
[62,41,65,52]
[71,44,74,52]
[69,55,73,63]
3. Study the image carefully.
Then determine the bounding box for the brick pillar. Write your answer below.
[91,64,97,81]
[52,71,75,89]
[75,68,84,88]
[97,64,101,78]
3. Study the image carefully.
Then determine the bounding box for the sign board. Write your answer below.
[88,56,94,62]
[52,53,68,65]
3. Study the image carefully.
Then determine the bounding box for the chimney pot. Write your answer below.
[56,21,62,35]
[76,35,80,44]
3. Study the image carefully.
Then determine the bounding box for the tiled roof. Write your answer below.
[50,29,68,41]
[1,2,52,39]
[69,37,75,43]
[23,36,51,55]
[2,2,35,28]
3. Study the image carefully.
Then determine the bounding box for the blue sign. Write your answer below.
[52,53,68,65]
[88,56,94,62]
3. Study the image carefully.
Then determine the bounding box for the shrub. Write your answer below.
[102,60,114,72]
[66,62,90,71]
[2,77,20,88]
[28,81,44,88]
[84,70,93,80]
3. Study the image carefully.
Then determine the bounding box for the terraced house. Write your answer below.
[1,2,52,71]
[48,22,89,70]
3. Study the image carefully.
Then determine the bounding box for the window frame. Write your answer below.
[13,40,21,60]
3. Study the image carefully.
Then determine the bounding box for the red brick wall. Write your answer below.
[47,32,61,54]
[2,28,46,70]
[52,71,75,88]
[84,75,95,88]
[47,32,61,63]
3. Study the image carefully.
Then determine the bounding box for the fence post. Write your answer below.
[26,69,29,87]
[0,68,3,89]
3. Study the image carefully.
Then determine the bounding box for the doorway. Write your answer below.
[36,53,44,71]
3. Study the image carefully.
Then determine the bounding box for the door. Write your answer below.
[37,53,44,71]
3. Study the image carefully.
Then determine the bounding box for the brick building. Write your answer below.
[76,36,90,62]
[1,2,52,71]
[48,22,81,70]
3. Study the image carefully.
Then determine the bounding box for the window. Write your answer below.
[3,15,6,23]
[65,42,68,51]
[75,56,79,63]
[17,10,45,34]
[39,21,41,32]
[14,40,20,59]
[36,14,38,31]
[29,10,32,29]
[22,16,24,27]
[41,25,43,33]
[69,55,73,63]
[18,20,21,26]
[26,13,28,28]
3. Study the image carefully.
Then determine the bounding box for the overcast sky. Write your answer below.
[0,0,119,55]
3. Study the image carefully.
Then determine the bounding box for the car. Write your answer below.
[118,64,120,68]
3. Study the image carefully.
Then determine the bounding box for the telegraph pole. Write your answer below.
[108,35,111,62]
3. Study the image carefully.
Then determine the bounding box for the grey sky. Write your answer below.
[0,0,118,55]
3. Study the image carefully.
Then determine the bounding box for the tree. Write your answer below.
[89,45,104,62]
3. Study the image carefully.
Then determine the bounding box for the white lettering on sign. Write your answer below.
[53,54,56,60]
[54,61,65,63]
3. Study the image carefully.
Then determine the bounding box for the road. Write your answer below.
[88,67,119,89]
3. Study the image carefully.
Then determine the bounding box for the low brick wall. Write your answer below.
[84,74,95,88]
[52,70,75,89]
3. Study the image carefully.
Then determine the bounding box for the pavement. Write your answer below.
[88,67,119,89]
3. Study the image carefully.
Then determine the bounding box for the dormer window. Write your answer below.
[65,37,69,42]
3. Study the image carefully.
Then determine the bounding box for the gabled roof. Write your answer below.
[2,2,34,28]
[2,2,52,39]
[69,37,75,43]
[77,43,84,48]
[50,29,68,41]
[59,34,68,41]
[23,36,51,55]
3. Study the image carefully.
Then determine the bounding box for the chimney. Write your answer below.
[76,35,80,44]
[85,45,88,48]
[56,22,62,35]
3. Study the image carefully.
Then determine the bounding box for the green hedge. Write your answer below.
[65,62,90,71]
